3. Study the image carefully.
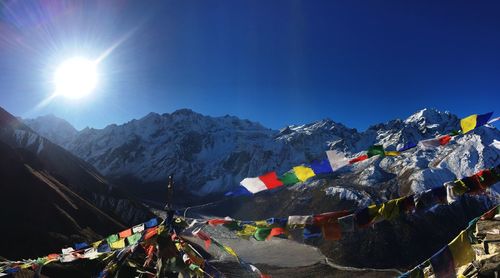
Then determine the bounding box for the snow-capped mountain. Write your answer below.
[24,108,500,200]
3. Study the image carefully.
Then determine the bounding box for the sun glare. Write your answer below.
[54,57,98,99]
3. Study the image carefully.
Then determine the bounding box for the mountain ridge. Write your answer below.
[24,108,499,200]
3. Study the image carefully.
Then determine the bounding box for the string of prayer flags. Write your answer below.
[292,165,316,182]
[460,112,493,134]
[233,111,495,197]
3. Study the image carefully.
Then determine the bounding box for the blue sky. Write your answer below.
[0,0,499,131]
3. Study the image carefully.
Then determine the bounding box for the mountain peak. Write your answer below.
[404,108,452,124]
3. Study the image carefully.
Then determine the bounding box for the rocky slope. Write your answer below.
[0,108,151,238]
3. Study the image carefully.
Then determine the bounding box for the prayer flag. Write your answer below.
[326,150,350,170]
[145,218,158,228]
[438,135,451,146]
[254,227,272,241]
[107,234,119,244]
[236,225,258,239]
[74,242,89,250]
[279,171,300,185]
[419,138,441,150]
[225,186,252,196]
[310,159,333,174]
[287,215,313,228]
[240,177,267,194]
[313,211,351,225]
[322,222,342,241]
[193,229,212,250]
[303,225,322,239]
[126,233,142,245]
[448,230,475,268]
[110,238,126,249]
[293,166,316,182]
[461,112,493,134]
[267,227,286,240]
[132,224,145,234]
[144,227,158,240]
[119,229,132,238]
[367,145,385,158]
[398,142,417,152]
[384,151,400,156]
[258,171,283,190]
[349,155,368,164]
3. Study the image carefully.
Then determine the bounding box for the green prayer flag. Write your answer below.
[367,145,385,158]
[107,234,119,244]
[254,227,272,241]
[279,171,300,185]
[126,233,142,245]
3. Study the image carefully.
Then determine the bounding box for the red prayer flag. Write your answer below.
[266,227,286,240]
[438,135,452,146]
[194,229,212,250]
[207,219,231,226]
[322,222,342,241]
[258,171,284,190]
[144,227,158,240]
[313,210,351,225]
[119,229,132,238]
[349,155,368,164]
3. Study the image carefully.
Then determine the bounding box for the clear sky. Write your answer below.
[0,0,499,131]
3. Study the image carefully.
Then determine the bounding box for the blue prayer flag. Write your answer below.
[303,225,322,239]
[476,112,493,127]
[398,142,417,152]
[225,186,252,197]
[145,218,158,228]
[74,242,89,250]
[309,159,334,175]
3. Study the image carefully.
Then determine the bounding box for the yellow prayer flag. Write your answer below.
[293,166,316,182]
[448,230,475,268]
[92,240,103,249]
[110,238,126,250]
[236,225,258,239]
[460,114,477,134]
[223,245,238,258]
[384,151,400,156]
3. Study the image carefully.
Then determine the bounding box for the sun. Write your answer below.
[54,57,98,99]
